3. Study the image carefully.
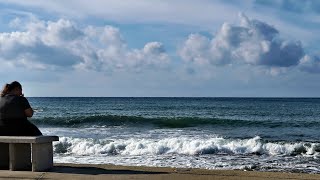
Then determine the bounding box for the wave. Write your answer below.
[31,115,320,128]
[53,136,320,157]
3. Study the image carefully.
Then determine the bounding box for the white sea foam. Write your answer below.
[53,136,320,157]
[52,136,320,173]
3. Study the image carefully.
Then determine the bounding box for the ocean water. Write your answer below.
[28,97,320,173]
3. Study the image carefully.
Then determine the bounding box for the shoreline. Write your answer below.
[0,163,320,180]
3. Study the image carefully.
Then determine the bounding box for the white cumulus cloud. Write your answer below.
[0,18,170,72]
[179,13,305,68]
[0,19,84,69]
[76,26,170,72]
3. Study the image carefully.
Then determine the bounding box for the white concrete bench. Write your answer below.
[0,136,59,172]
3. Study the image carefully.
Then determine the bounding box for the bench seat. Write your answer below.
[0,136,59,172]
[0,136,59,143]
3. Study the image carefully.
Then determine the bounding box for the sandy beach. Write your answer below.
[0,163,319,180]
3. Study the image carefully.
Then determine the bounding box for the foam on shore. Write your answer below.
[54,136,320,156]
[52,136,320,173]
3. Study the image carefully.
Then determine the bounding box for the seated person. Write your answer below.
[0,81,42,136]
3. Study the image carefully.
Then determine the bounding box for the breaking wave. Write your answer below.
[53,136,320,157]
[31,115,320,128]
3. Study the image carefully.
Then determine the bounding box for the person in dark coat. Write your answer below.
[0,81,42,136]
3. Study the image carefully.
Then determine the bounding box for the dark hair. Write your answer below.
[1,81,22,97]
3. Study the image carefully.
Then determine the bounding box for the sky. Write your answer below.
[0,0,320,97]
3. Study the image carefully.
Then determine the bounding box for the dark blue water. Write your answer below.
[29,97,320,142]
[27,97,320,173]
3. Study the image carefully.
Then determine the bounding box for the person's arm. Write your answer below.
[24,108,34,117]
[20,96,33,117]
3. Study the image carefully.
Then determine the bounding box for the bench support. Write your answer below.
[32,143,53,171]
[0,143,9,169]
[9,144,31,171]
[0,136,58,172]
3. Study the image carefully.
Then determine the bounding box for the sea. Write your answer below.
[28,97,320,173]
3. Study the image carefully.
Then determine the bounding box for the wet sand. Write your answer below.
[0,163,320,180]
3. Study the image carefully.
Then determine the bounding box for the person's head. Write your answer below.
[1,81,23,97]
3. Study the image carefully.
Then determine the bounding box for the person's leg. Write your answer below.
[27,122,42,136]
[18,122,42,136]
[0,126,14,136]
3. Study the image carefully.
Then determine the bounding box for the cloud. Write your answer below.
[43,19,84,45]
[179,13,305,68]
[75,26,170,72]
[0,18,170,72]
[0,19,83,69]
[298,55,320,74]
[178,34,213,65]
